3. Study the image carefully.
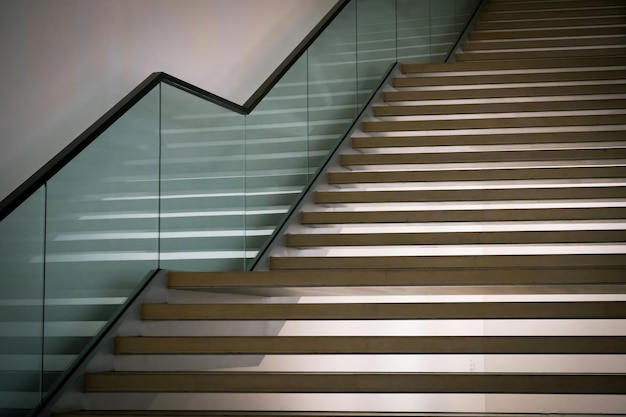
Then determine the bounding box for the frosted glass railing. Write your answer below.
[0,0,480,415]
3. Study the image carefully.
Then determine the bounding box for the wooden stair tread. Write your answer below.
[361,115,626,133]
[340,149,626,165]
[479,7,626,21]
[401,56,626,73]
[393,70,626,88]
[463,37,626,51]
[373,100,626,116]
[327,167,626,183]
[83,372,626,394]
[300,207,626,224]
[166,267,626,296]
[351,130,626,148]
[285,230,626,247]
[269,254,626,270]
[142,301,626,321]
[469,27,626,41]
[115,336,626,355]
[456,49,626,62]
[384,83,626,101]
[314,187,626,204]
[485,0,625,12]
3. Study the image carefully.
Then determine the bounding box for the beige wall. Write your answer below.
[0,0,337,200]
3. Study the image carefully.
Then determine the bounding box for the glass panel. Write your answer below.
[0,189,45,417]
[160,83,245,271]
[308,1,358,177]
[357,0,396,102]
[244,55,308,265]
[397,0,433,63]
[431,0,459,61]
[43,88,160,391]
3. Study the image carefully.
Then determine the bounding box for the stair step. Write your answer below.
[166,268,626,296]
[362,115,626,132]
[470,26,626,41]
[83,372,626,394]
[352,130,626,148]
[393,70,626,88]
[114,336,626,355]
[456,48,626,62]
[141,300,626,321]
[374,99,626,117]
[340,148,626,165]
[328,166,626,184]
[486,0,625,12]
[465,37,626,52]
[315,186,626,205]
[384,83,626,101]
[269,254,626,270]
[480,7,626,21]
[474,17,626,32]
[300,207,626,224]
[285,230,626,247]
[401,56,626,74]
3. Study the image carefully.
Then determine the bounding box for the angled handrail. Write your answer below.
[0,0,350,223]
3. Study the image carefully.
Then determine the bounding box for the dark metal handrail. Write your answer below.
[0,0,350,222]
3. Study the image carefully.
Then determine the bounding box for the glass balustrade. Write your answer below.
[0,1,480,414]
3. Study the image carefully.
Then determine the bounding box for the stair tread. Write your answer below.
[361,115,626,133]
[351,130,626,148]
[270,254,626,270]
[84,372,626,394]
[402,56,626,73]
[301,207,626,224]
[340,149,626,165]
[373,99,626,116]
[115,335,626,355]
[384,83,626,101]
[327,166,626,183]
[142,300,626,321]
[285,230,626,247]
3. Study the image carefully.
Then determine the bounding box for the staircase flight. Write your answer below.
[62,0,626,415]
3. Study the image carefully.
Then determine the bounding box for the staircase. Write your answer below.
[62,0,626,415]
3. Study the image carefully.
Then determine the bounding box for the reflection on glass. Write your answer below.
[0,189,45,417]
[160,83,246,271]
[308,1,358,178]
[43,88,160,391]
[245,55,309,266]
[357,0,396,102]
